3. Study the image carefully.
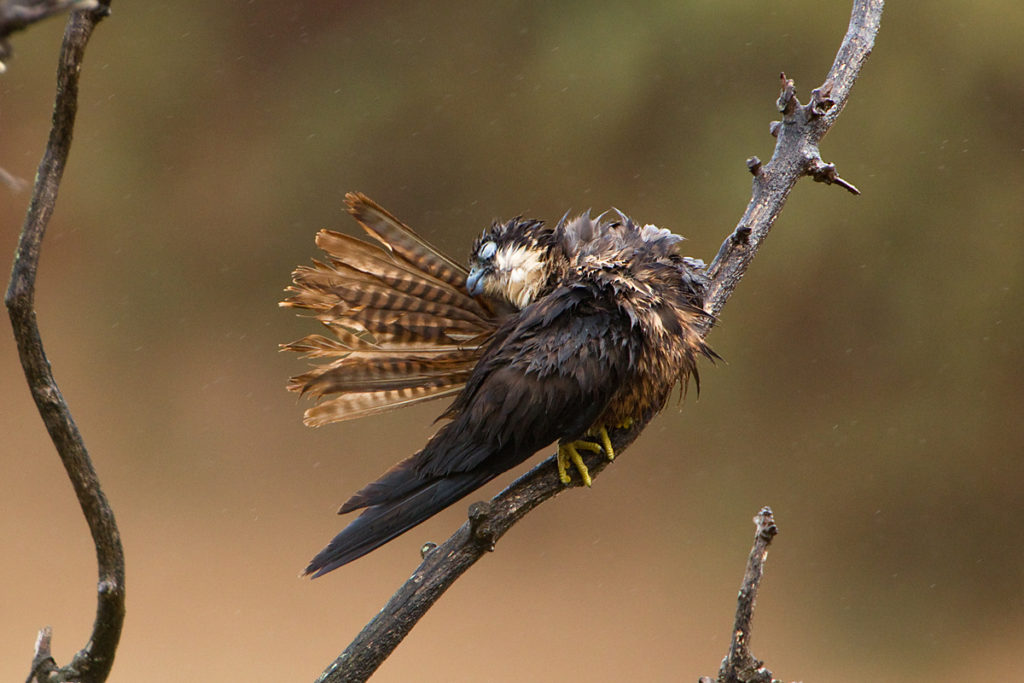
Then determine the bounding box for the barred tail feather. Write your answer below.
[281,193,501,425]
[345,192,468,289]
[300,380,469,426]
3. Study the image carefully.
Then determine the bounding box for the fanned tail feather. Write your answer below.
[291,348,477,426]
[281,193,500,425]
[344,191,468,289]
[301,383,467,426]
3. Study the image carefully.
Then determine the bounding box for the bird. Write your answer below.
[281,193,716,577]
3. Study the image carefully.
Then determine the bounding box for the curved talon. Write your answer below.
[557,441,602,486]
[599,418,636,460]
[596,426,615,461]
[557,418,638,485]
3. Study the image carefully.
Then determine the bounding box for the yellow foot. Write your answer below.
[557,440,603,486]
[589,420,633,462]
[557,420,636,486]
[595,425,615,461]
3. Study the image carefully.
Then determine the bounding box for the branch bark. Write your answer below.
[3,3,121,683]
[319,1,884,681]
[714,507,781,683]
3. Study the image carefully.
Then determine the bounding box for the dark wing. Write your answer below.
[281,193,500,426]
[303,284,639,576]
[415,284,639,477]
[304,464,500,577]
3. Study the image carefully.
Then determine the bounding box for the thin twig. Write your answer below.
[717,507,780,683]
[320,2,884,680]
[704,0,885,315]
[4,3,120,683]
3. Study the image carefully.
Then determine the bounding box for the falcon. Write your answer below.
[282,193,715,577]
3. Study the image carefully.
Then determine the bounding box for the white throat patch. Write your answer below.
[492,244,548,308]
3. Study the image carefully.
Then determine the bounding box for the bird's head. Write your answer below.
[466,217,557,309]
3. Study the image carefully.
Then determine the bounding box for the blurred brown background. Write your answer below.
[1,2,1021,681]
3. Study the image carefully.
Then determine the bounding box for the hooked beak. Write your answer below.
[466,267,485,297]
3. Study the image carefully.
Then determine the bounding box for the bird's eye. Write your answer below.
[478,240,497,261]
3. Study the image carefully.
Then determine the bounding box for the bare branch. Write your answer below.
[319,2,884,680]
[704,0,885,317]
[26,627,55,683]
[4,3,121,683]
[716,507,781,683]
